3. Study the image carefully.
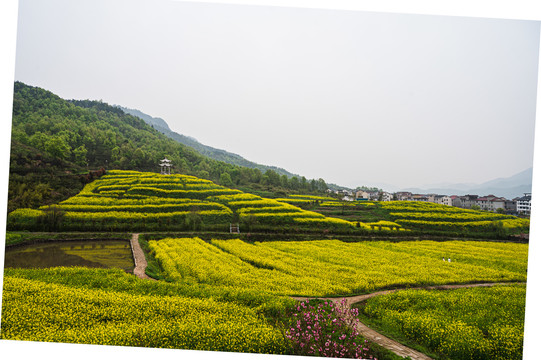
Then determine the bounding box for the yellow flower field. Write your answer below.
[149,238,527,296]
[1,271,288,354]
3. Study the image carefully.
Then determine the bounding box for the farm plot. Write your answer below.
[0,268,288,353]
[6,170,363,232]
[149,238,527,296]
[380,201,529,233]
[357,284,526,360]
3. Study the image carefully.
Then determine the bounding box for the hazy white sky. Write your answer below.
[12,0,541,189]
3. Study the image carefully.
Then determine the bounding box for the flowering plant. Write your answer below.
[286,299,377,359]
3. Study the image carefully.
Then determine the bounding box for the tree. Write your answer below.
[300,176,308,190]
[317,178,328,192]
[280,174,289,188]
[290,176,300,190]
[29,131,50,150]
[265,170,281,187]
[219,172,234,187]
[45,136,71,160]
[73,145,88,166]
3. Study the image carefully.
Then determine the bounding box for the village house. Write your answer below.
[395,192,412,201]
[434,195,453,206]
[411,194,429,202]
[516,193,532,215]
[476,195,506,212]
[505,199,517,213]
[380,191,393,202]
[454,195,479,209]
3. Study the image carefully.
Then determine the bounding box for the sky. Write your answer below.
[1,2,541,360]
[10,0,540,190]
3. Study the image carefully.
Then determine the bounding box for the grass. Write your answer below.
[5,231,132,247]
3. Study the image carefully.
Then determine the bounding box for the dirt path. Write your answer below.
[129,233,156,281]
[291,282,523,360]
[291,281,522,307]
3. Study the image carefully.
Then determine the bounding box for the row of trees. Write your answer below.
[218,168,327,192]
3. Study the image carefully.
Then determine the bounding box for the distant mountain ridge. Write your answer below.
[401,167,533,199]
[117,106,345,190]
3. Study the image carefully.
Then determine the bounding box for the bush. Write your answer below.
[286,299,377,359]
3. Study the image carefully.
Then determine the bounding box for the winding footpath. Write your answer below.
[292,281,524,360]
[127,234,521,359]
[129,233,156,281]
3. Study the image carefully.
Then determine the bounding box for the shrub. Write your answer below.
[286,299,377,359]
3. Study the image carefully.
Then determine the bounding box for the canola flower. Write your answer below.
[0,273,288,354]
[7,171,528,235]
[274,198,313,204]
[319,201,359,207]
[151,238,527,296]
[9,170,370,232]
[378,201,529,232]
[361,284,526,360]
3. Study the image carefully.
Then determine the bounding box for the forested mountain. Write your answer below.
[7,82,329,211]
[117,106,301,178]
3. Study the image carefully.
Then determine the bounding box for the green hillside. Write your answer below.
[8,82,330,212]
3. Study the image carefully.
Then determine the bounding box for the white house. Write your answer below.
[434,195,453,206]
[516,193,532,215]
[380,191,393,202]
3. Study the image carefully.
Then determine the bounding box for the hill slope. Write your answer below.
[8,82,330,211]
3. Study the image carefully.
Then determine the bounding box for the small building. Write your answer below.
[159,158,172,175]
[395,192,413,201]
[411,194,429,202]
[355,190,370,200]
[380,191,393,202]
[516,193,532,215]
[505,199,517,213]
[434,195,453,206]
[456,195,479,209]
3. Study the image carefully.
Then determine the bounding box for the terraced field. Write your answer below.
[381,201,529,232]
[8,170,529,238]
[312,200,529,236]
[7,170,365,232]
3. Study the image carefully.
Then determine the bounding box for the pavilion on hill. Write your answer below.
[159,158,172,175]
